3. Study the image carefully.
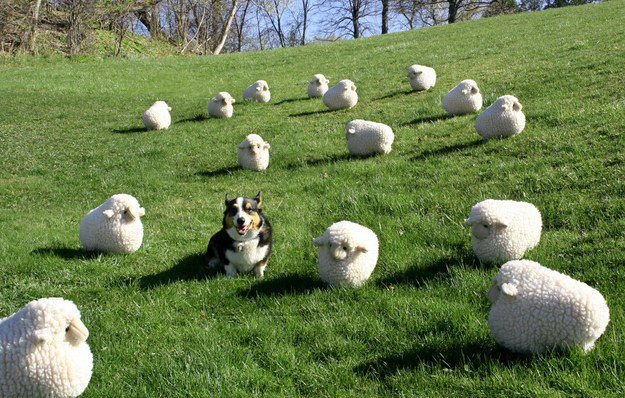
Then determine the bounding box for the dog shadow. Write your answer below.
[275,97,309,105]
[289,109,334,117]
[238,273,327,298]
[177,114,209,124]
[410,139,484,161]
[134,253,219,289]
[195,165,241,178]
[112,127,147,134]
[32,247,100,260]
[355,341,530,379]
[374,89,414,101]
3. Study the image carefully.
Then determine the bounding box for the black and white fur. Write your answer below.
[205,192,272,278]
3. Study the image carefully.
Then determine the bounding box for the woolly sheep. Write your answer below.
[79,193,145,253]
[0,298,93,397]
[142,101,172,130]
[465,199,542,264]
[475,95,526,139]
[208,92,235,118]
[243,80,271,103]
[308,74,330,98]
[346,119,394,156]
[407,65,436,91]
[488,260,610,353]
[313,221,379,287]
[238,134,270,171]
[442,79,483,115]
[323,79,358,110]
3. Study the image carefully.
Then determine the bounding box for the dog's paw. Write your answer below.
[224,264,238,278]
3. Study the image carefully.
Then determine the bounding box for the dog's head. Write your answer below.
[223,192,264,240]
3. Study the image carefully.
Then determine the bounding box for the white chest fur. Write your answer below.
[225,237,269,273]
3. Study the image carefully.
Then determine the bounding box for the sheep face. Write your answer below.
[467,217,507,240]
[104,194,145,223]
[23,299,89,347]
[314,236,366,262]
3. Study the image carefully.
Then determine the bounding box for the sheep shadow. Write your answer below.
[410,139,484,161]
[177,114,209,124]
[374,89,414,101]
[289,109,334,117]
[355,341,530,379]
[195,165,241,178]
[134,253,220,289]
[112,127,147,134]
[402,114,456,126]
[275,97,309,105]
[238,273,327,299]
[284,153,361,170]
[32,247,100,260]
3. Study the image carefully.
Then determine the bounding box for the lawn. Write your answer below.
[1,1,625,396]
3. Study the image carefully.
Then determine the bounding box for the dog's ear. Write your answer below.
[225,193,232,206]
[255,191,263,207]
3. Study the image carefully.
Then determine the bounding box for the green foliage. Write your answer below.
[0,2,624,396]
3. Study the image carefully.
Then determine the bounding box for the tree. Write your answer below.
[254,0,292,47]
[322,0,377,39]
[381,0,388,33]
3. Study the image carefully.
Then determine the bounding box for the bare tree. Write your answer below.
[26,0,43,53]
[322,0,377,39]
[254,0,292,47]
[212,0,238,53]
[381,0,388,33]
[232,0,251,51]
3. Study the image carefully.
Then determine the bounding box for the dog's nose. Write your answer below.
[236,217,245,226]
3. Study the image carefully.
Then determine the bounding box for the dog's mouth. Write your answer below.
[236,224,251,235]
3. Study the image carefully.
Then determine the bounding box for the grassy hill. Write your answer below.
[1,1,625,396]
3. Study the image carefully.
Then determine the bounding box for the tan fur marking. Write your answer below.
[245,202,251,210]
[251,212,261,231]
[225,214,234,228]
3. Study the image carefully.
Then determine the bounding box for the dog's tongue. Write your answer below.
[237,225,250,235]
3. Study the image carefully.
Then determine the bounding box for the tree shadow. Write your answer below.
[275,97,309,105]
[355,341,531,379]
[410,139,484,161]
[31,247,99,260]
[401,114,456,125]
[238,273,327,298]
[194,165,241,178]
[374,89,414,100]
[112,127,147,134]
[289,109,334,117]
[133,253,220,289]
[177,114,209,124]
[284,153,362,170]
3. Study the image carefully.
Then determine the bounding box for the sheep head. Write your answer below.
[465,214,507,240]
[104,194,145,222]
[238,134,269,155]
[314,235,367,261]
[487,274,518,303]
[23,298,89,347]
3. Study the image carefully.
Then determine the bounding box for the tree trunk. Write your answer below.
[27,0,43,53]
[352,0,360,38]
[448,0,457,23]
[212,0,239,54]
[300,0,308,45]
[381,0,388,34]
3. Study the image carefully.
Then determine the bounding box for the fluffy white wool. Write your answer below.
[407,65,436,91]
[79,193,145,253]
[475,95,526,139]
[323,79,358,110]
[465,199,542,264]
[346,119,394,156]
[443,79,483,115]
[243,80,271,103]
[142,101,172,130]
[308,74,330,98]
[313,221,379,287]
[0,298,93,398]
[208,92,235,118]
[238,134,270,171]
[488,260,610,353]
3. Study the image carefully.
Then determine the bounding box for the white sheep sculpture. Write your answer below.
[243,80,271,103]
[208,92,235,118]
[79,193,145,253]
[488,260,610,353]
[0,298,93,397]
[475,95,526,139]
[308,74,330,98]
[313,221,379,287]
[346,119,394,156]
[407,65,436,91]
[323,79,358,110]
[142,101,172,130]
[238,134,270,171]
[443,79,483,115]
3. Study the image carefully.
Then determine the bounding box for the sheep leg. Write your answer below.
[253,261,267,279]
[224,263,238,278]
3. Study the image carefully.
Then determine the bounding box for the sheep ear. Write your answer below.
[255,192,263,207]
[501,283,518,297]
[347,127,356,135]
[471,87,479,95]
[313,237,326,247]
[238,142,247,149]
[168,107,172,111]
[461,89,469,95]
[138,207,146,217]
[225,193,232,205]
[264,143,271,150]
[494,221,508,229]
[464,216,479,226]
[103,210,114,218]
[501,104,509,111]
[356,245,368,253]
[513,102,522,112]
[32,328,53,343]
[222,98,228,105]
[231,98,236,104]
[352,84,357,91]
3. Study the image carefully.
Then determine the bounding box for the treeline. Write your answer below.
[0,0,597,55]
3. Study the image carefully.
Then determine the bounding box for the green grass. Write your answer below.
[1,2,625,396]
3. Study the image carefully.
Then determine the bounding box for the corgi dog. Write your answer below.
[205,192,272,278]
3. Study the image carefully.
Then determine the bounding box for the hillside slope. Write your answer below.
[1,2,624,397]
